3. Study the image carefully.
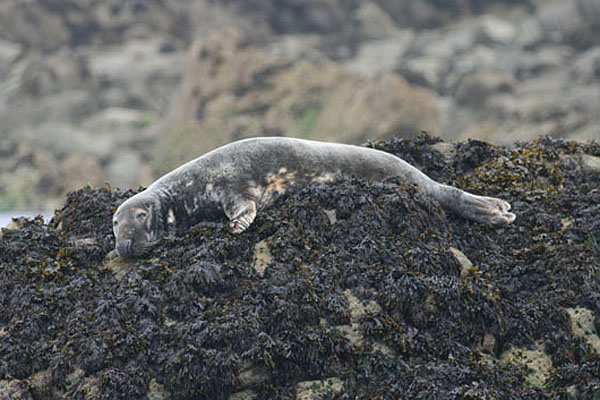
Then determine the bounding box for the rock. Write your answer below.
[374,0,533,29]
[105,151,143,189]
[0,140,108,211]
[2,136,600,397]
[569,46,600,84]
[335,324,364,348]
[29,369,52,399]
[86,38,183,111]
[296,377,344,400]
[77,376,100,400]
[446,45,498,92]
[477,332,496,354]
[25,123,113,160]
[399,56,448,89]
[413,26,476,60]
[58,153,107,193]
[570,127,600,143]
[102,250,138,281]
[88,38,182,75]
[253,239,272,278]
[397,25,475,89]
[266,34,326,63]
[578,0,600,25]
[566,307,600,355]
[66,367,86,389]
[536,0,582,43]
[324,209,337,224]
[0,146,61,210]
[355,1,401,39]
[9,50,93,98]
[0,0,191,49]
[333,290,392,355]
[513,46,572,80]
[1,87,97,140]
[82,107,155,156]
[514,17,544,48]
[0,379,32,400]
[454,44,497,72]
[221,0,354,36]
[430,141,455,162]
[0,39,21,73]
[500,342,553,387]
[0,2,70,51]
[475,15,517,46]
[457,121,506,144]
[146,378,169,400]
[579,154,600,174]
[236,365,270,387]
[82,107,150,134]
[345,31,414,77]
[483,70,599,143]
[454,70,514,106]
[450,247,475,278]
[374,0,456,28]
[155,30,439,173]
[228,389,257,400]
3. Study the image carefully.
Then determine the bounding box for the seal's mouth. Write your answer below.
[115,239,133,258]
[115,240,156,258]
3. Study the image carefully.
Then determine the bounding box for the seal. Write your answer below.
[112,137,516,257]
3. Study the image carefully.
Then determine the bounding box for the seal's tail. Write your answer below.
[428,184,516,225]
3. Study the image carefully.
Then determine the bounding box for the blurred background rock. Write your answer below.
[0,0,598,212]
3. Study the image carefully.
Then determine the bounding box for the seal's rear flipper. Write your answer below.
[459,193,516,226]
[430,184,516,226]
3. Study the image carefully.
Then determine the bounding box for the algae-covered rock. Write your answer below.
[1,135,599,399]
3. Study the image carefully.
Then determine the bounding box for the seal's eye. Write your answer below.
[136,212,147,220]
[113,220,118,226]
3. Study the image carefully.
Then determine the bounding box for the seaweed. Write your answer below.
[1,135,599,399]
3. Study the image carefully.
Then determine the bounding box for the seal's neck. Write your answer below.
[150,183,223,235]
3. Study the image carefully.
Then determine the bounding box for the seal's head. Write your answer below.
[112,194,161,258]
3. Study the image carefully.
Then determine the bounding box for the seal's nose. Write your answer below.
[116,239,132,258]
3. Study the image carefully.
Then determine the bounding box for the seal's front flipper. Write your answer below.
[222,195,257,234]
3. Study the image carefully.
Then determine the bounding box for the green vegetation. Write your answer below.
[298,105,322,137]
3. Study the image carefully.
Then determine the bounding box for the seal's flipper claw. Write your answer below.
[228,219,247,234]
[223,195,257,234]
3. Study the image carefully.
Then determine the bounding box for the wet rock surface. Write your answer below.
[1,135,599,399]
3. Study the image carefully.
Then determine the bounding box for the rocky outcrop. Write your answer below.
[1,135,599,398]
[0,1,194,211]
[154,30,439,173]
[0,0,192,50]
[0,144,106,210]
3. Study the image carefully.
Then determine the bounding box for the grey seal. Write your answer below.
[112,137,515,257]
